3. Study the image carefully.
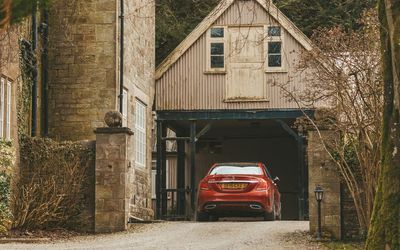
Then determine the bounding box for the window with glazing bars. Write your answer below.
[208,27,225,70]
[135,100,146,167]
[266,26,283,69]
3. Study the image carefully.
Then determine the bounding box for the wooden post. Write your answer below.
[298,136,307,220]
[177,137,186,216]
[156,121,163,219]
[161,124,167,218]
[190,121,197,211]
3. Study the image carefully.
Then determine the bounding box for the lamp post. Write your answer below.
[314,185,324,240]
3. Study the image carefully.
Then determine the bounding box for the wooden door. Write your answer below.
[226,26,265,101]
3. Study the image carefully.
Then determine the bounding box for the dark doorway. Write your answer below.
[155,111,310,221]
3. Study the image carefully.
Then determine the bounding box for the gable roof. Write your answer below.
[155,0,313,80]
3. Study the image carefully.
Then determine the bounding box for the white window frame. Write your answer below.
[265,25,286,72]
[206,26,227,72]
[151,160,170,199]
[0,77,4,139]
[151,161,156,199]
[6,80,11,140]
[122,89,128,127]
[135,99,147,167]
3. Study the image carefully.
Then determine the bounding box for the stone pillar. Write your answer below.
[94,127,134,233]
[308,130,341,239]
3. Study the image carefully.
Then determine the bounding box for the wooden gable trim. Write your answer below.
[155,0,313,80]
[155,0,234,80]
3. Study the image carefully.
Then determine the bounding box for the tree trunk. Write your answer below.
[366,0,400,249]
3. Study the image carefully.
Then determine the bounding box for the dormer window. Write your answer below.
[207,27,226,71]
[266,26,285,71]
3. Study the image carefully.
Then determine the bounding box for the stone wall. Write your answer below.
[47,0,118,141]
[341,184,362,240]
[95,127,153,233]
[122,0,155,221]
[0,22,30,144]
[46,0,155,228]
[16,136,95,231]
[308,130,342,239]
[95,128,132,232]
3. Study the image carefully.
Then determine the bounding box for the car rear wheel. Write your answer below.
[196,212,210,222]
[209,215,219,222]
[264,203,276,221]
[275,203,282,220]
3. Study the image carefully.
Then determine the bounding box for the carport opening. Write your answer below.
[156,118,308,221]
[194,120,306,220]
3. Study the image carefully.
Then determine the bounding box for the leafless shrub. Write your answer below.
[12,136,94,230]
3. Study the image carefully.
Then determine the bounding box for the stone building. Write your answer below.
[1,0,155,232]
[46,0,155,229]
[0,23,30,144]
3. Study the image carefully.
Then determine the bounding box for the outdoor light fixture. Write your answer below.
[314,185,324,240]
[315,185,324,202]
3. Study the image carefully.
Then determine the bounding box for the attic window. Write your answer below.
[207,27,226,71]
[268,26,281,36]
[211,43,224,68]
[266,25,285,71]
[268,42,282,67]
[211,27,224,38]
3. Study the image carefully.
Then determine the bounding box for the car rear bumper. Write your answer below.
[198,190,273,214]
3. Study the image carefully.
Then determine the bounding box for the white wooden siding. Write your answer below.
[156,0,309,111]
[226,26,265,100]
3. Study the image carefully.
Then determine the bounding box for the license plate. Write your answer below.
[220,183,247,189]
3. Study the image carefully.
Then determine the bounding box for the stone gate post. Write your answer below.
[94,127,134,233]
[308,129,342,239]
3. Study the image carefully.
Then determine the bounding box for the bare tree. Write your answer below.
[280,10,383,234]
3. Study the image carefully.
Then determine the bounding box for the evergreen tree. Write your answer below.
[156,0,219,65]
[275,0,377,36]
[0,0,50,25]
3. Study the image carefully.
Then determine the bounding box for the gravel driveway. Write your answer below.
[2,220,319,250]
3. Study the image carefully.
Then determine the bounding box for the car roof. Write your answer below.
[214,162,263,167]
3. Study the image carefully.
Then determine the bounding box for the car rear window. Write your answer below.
[209,165,263,175]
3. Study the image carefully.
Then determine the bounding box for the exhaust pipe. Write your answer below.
[205,204,217,209]
[250,204,262,210]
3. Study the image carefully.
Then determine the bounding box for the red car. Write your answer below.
[197,162,281,221]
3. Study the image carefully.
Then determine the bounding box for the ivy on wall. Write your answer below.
[18,39,34,137]
[0,140,15,234]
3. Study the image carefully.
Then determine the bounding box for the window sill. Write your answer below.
[204,70,226,75]
[265,69,288,73]
[223,98,269,103]
[135,163,146,168]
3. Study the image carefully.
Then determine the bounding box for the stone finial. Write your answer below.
[104,111,123,128]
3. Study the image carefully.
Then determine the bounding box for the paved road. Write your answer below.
[2,220,319,250]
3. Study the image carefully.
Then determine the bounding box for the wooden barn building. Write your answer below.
[154,0,349,239]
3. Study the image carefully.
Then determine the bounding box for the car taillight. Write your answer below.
[199,181,209,191]
[256,181,268,192]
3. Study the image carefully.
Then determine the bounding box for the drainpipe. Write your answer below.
[119,0,124,114]
[31,1,38,137]
[40,10,49,136]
